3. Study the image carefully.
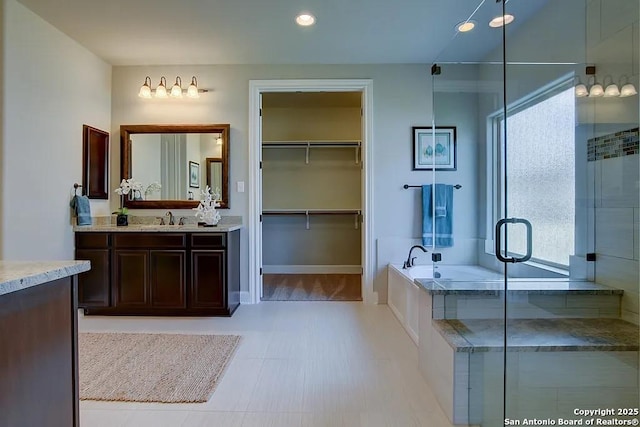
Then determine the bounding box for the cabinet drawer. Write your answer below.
[76,233,109,248]
[113,233,186,248]
[191,233,226,248]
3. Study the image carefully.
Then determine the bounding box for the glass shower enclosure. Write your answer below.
[426,0,639,425]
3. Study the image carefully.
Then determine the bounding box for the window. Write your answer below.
[492,82,575,268]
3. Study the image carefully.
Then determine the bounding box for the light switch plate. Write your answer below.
[237,181,245,192]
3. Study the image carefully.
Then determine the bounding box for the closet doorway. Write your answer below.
[248,80,374,305]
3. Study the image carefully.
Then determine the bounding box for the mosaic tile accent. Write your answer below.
[587,127,639,161]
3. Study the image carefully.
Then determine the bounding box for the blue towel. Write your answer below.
[70,195,92,226]
[422,184,453,248]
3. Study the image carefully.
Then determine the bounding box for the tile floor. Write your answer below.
[79,301,456,427]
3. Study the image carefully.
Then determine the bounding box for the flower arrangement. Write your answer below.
[193,185,221,226]
[144,182,162,200]
[113,179,143,215]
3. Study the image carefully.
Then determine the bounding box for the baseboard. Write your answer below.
[262,265,362,274]
[239,291,252,304]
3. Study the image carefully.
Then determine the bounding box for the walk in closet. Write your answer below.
[261,92,362,301]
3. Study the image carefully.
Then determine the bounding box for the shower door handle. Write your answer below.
[495,218,532,263]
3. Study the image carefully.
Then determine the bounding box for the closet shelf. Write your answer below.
[262,140,361,164]
[262,209,362,230]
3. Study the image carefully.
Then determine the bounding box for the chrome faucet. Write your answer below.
[165,211,174,225]
[403,245,428,269]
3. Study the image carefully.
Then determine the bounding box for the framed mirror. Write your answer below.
[120,124,230,209]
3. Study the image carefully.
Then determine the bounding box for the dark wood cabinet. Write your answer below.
[75,229,240,316]
[75,233,110,307]
[191,250,225,308]
[114,250,149,307]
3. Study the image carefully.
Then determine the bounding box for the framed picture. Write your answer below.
[412,126,457,171]
[189,161,200,188]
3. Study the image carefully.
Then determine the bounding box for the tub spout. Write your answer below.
[403,245,428,269]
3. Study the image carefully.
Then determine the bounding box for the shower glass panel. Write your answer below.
[429,0,639,426]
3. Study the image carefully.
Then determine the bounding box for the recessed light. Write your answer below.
[296,12,316,27]
[456,20,476,32]
[489,14,515,28]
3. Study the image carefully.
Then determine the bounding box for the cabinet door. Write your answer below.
[150,250,186,309]
[190,250,225,308]
[76,249,110,307]
[113,250,149,307]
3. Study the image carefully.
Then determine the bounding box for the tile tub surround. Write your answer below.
[432,318,639,352]
[0,260,91,296]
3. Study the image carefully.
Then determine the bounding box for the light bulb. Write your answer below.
[155,77,168,98]
[604,84,620,97]
[138,76,152,98]
[620,83,637,97]
[589,83,604,97]
[216,136,223,145]
[575,84,588,97]
[187,76,199,98]
[170,77,183,98]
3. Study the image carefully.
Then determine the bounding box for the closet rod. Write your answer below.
[403,184,462,189]
[262,140,360,146]
[262,209,361,215]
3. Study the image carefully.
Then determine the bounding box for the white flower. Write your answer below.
[114,178,143,195]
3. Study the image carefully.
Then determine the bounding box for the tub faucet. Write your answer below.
[403,245,428,269]
[165,211,174,225]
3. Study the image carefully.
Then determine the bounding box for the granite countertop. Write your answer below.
[433,318,639,353]
[73,223,242,233]
[415,279,624,296]
[0,260,91,296]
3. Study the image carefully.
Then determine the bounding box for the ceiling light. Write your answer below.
[489,14,514,28]
[187,76,199,98]
[170,76,183,98]
[296,12,316,26]
[155,76,168,98]
[456,20,476,33]
[138,76,152,99]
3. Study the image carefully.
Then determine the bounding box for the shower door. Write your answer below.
[431,0,639,425]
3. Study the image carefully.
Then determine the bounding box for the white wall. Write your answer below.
[130,133,161,199]
[1,0,111,260]
[111,64,432,301]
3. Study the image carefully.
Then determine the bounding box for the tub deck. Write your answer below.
[432,317,639,352]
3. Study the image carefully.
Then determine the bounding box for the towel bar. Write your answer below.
[403,184,461,189]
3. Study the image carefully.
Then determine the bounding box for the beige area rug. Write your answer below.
[262,274,362,301]
[79,333,240,403]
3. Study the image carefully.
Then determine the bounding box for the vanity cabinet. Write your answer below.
[75,229,240,316]
[75,233,110,307]
[112,234,186,310]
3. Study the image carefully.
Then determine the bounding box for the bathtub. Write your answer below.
[387,263,502,344]
[388,263,503,281]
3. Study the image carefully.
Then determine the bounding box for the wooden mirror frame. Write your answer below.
[120,124,230,209]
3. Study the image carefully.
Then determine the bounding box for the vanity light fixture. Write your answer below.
[138,76,209,99]
[296,12,316,26]
[575,66,637,98]
[489,14,514,28]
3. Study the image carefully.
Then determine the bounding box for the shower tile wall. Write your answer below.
[588,128,639,324]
